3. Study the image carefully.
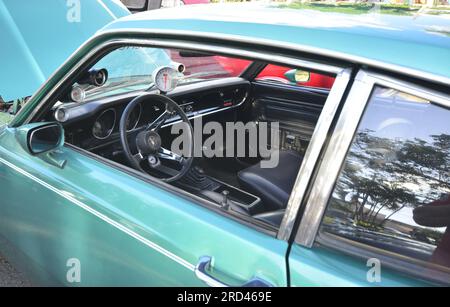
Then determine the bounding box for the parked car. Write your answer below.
[0,3,449,286]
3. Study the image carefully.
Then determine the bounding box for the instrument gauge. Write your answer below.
[92,108,116,139]
[126,103,142,131]
[153,67,178,93]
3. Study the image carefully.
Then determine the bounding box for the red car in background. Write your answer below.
[215,56,335,89]
[172,52,335,89]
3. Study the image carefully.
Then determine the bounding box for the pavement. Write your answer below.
[0,252,32,287]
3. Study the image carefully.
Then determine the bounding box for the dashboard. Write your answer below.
[55,78,250,151]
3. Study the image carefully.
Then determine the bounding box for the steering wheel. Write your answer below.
[119,93,194,182]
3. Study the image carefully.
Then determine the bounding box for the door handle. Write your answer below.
[194,256,273,287]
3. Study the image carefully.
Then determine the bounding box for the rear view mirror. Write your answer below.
[284,69,311,84]
[121,0,162,12]
[16,122,64,156]
[178,50,213,58]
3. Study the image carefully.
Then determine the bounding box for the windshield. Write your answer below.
[69,47,252,102]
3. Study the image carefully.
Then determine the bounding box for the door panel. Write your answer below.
[0,127,287,286]
[289,245,430,286]
[287,72,449,286]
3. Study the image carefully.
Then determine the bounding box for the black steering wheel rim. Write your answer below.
[119,93,194,182]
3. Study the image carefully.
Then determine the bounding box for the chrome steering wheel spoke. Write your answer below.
[146,104,173,132]
[157,147,185,165]
[133,151,146,162]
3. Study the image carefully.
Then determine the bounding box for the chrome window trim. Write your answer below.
[277,68,352,240]
[19,37,343,125]
[294,69,450,248]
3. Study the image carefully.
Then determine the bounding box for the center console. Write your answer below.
[176,166,262,215]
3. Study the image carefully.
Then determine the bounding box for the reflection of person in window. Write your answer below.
[413,195,450,268]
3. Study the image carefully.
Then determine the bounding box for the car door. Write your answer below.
[0,124,288,286]
[287,70,450,286]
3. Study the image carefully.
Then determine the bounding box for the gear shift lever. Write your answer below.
[198,189,249,216]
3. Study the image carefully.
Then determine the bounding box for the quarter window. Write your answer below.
[320,86,450,272]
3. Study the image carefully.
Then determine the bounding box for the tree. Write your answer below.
[334,129,449,229]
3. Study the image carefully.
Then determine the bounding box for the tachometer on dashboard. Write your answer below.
[153,67,178,93]
[92,108,116,139]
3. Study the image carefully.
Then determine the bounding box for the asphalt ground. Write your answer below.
[0,252,32,287]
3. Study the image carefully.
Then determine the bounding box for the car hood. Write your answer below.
[0,0,129,102]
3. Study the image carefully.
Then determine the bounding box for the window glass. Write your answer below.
[320,86,450,271]
[169,51,251,81]
[255,64,335,89]
[70,47,252,102]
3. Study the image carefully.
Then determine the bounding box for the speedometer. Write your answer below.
[153,67,178,93]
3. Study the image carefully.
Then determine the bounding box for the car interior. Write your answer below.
[40,46,335,230]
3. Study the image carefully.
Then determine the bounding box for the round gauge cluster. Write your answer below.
[153,67,179,93]
[92,108,116,139]
[126,103,142,131]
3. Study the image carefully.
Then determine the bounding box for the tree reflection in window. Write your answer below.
[321,86,450,269]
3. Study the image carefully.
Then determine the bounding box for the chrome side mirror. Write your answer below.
[16,122,64,155]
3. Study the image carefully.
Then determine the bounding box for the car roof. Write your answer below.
[101,3,450,83]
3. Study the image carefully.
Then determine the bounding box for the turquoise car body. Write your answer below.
[0,3,449,286]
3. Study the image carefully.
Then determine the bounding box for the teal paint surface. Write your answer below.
[1,3,447,286]
[103,3,450,80]
[0,0,129,102]
[289,244,433,286]
[0,126,288,286]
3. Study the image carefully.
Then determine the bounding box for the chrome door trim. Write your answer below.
[294,70,450,248]
[15,37,343,126]
[277,68,352,240]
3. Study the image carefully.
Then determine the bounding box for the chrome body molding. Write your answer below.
[294,70,450,248]
[0,155,196,271]
[277,68,352,241]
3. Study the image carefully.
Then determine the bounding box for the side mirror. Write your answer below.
[121,0,162,12]
[16,122,64,156]
[284,69,311,84]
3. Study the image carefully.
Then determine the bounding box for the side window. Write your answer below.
[255,64,335,89]
[320,86,450,272]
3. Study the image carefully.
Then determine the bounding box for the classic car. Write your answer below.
[0,3,449,286]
